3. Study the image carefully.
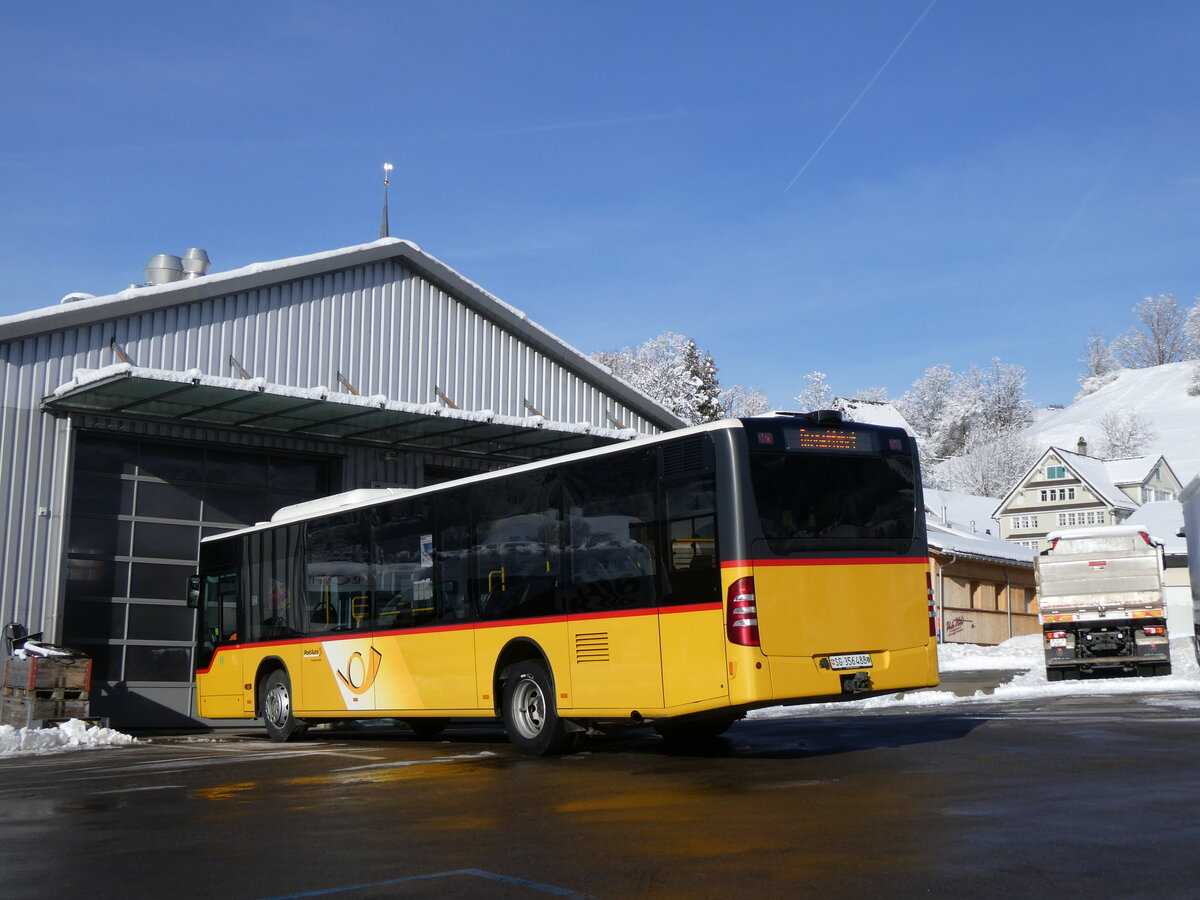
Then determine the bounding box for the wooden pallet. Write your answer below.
[2,656,94,728]
[2,656,92,694]
[1,695,92,729]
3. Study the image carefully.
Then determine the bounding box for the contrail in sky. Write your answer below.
[784,0,939,194]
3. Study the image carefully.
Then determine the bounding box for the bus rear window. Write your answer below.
[748,452,916,553]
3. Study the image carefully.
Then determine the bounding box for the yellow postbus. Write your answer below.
[190,413,938,754]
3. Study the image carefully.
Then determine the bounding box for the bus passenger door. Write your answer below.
[563,450,665,712]
[565,519,664,712]
[658,477,728,708]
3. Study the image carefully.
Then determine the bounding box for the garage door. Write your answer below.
[61,434,332,725]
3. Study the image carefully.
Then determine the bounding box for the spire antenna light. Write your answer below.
[380,162,394,238]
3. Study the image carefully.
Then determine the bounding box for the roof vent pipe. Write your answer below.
[181,248,210,278]
[144,254,184,285]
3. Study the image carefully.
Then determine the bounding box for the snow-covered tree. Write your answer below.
[894,364,955,459]
[592,331,723,426]
[927,425,1038,498]
[852,386,889,402]
[686,339,724,423]
[1186,299,1200,356]
[899,359,1032,461]
[1190,362,1200,398]
[1112,294,1192,368]
[1096,409,1157,458]
[1078,332,1122,397]
[719,384,773,418]
[794,371,833,411]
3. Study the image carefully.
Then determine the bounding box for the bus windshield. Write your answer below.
[748,451,917,554]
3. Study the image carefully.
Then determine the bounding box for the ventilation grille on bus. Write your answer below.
[575,632,610,663]
[661,436,708,477]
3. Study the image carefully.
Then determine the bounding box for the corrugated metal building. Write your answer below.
[0,238,683,726]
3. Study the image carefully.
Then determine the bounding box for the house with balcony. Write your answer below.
[993,438,1183,552]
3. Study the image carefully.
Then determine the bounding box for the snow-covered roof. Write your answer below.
[832,397,915,434]
[1104,455,1164,486]
[924,487,1034,566]
[1052,447,1139,511]
[925,488,1000,531]
[1126,500,1186,555]
[926,522,1036,566]
[0,237,687,432]
[1,239,413,335]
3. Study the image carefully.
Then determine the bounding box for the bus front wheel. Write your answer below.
[501,660,571,756]
[261,669,308,742]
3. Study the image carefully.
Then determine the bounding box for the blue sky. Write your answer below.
[3,1,1199,409]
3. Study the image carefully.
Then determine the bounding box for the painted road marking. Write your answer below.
[258,868,592,899]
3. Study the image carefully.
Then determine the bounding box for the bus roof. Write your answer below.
[200,413,908,543]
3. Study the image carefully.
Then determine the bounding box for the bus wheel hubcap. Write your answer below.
[513,678,544,738]
[266,684,290,726]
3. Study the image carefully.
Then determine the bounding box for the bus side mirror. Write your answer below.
[187,575,201,609]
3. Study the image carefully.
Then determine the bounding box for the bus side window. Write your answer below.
[564,449,659,613]
[372,500,440,630]
[434,490,475,624]
[472,469,563,621]
[305,513,371,633]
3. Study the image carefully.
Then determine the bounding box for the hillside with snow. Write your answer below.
[1024,361,1200,485]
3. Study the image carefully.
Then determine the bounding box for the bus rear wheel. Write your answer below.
[261,670,308,743]
[501,660,571,756]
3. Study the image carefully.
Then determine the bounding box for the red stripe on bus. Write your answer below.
[193,602,726,673]
[721,557,929,568]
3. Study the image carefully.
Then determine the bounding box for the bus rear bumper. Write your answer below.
[761,642,940,703]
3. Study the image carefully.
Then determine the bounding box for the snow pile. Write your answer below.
[937,632,1041,670]
[0,719,136,757]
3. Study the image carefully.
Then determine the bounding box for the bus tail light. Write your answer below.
[727,577,759,646]
[926,572,936,637]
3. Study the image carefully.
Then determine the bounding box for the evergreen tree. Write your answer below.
[592,331,725,426]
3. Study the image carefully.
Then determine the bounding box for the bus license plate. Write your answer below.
[829,653,872,670]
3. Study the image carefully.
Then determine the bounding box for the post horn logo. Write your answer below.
[336,647,383,695]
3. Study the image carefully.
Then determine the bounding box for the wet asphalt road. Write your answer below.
[2,672,1199,899]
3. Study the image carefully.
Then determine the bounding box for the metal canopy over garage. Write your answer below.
[44,365,636,464]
